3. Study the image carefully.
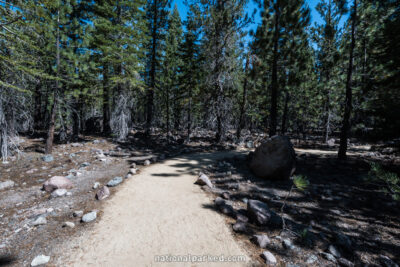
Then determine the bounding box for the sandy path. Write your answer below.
[56,151,253,267]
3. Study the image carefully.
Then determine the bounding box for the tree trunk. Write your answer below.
[103,63,111,135]
[338,0,357,159]
[187,87,192,141]
[269,7,280,137]
[45,9,60,155]
[237,53,250,140]
[281,90,289,134]
[146,0,158,134]
[33,81,43,131]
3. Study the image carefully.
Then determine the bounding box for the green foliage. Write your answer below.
[293,175,310,191]
[367,162,400,201]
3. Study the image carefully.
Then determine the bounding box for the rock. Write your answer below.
[0,180,15,190]
[338,258,354,267]
[73,210,83,217]
[232,221,247,233]
[144,160,151,166]
[96,186,110,200]
[129,168,137,175]
[247,199,271,225]
[320,252,337,263]
[221,192,230,200]
[50,189,68,198]
[261,251,277,265]
[41,155,54,162]
[327,138,335,147]
[62,221,75,228]
[131,163,137,168]
[306,254,318,264]
[31,216,47,226]
[93,182,100,189]
[81,211,97,223]
[107,177,123,187]
[246,141,254,148]
[236,213,248,223]
[195,172,213,188]
[252,234,270,248]
[31,255,50,266]
[43,176,74,192]
[71,143,82,147]
[335,233,352,251]
[379,255,399,267]
[248,135,296,180]
[80,162,90,168]
[26,168,38,174]
[328,244,341,258]
[282,239,297,250]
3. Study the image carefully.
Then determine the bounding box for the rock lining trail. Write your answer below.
[55,151,253,266]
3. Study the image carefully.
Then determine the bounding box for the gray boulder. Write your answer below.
[248,135,296,180]
[82,211,97,223]
[96,186,110,200]
[262,251,277,265]
[31,255,50,266]
[247,199,272,225]
[107,177,123,187]
[195,172,213,188]
[43,176,74,192]
[252,234,270,248]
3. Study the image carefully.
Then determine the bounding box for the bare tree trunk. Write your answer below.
[237,53,250,140]
[338,0,357,159]
[166,87,170,137]
[45,9,60,155]
[187,87,192,141]
[269,7,280,137]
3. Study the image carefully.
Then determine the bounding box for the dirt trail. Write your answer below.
[55,151,253,267]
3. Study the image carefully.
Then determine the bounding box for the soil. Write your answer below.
[0,132,399,266]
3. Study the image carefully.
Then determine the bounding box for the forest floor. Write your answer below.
[0,130,399,266]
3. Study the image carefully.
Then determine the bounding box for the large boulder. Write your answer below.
[43,176,74,192]
[248,135,296,180]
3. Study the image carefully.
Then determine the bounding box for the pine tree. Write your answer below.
[313,0,346,142]
[160,5,183,136]
[255,0,310,136]
[145,0,171,133]
[195,0,249,142]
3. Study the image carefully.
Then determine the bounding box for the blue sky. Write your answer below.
[171,0,347,45]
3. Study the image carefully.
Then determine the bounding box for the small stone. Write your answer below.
[66,192,72,196]
[0,180,15,190]
[282,239,297,250]
[144,160,151,166]
[129,168,137,175]
[46,208,54,213]
[50,189,67,198]
[41,155,54,162]
[232,221,246,233]
[328,244,341,258]
[337,258,354,267]
[306,254,318,264]
[43,176,74,192]
[195,172,213,188]
[80,162,90,168]
[31,216,47,226]
[107,177,123,187]
[252,234,270,248]
[73,210,83,217]
[96,186,110,200]
[81,211,97,223]
[221,192,230,199]
[320,252,337,263]
[131,163,136,168]
[31,255,50,266]
[93,182,100,189]
[261,251,277,265]
[62,221,75,228]
[379,255,399,267]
